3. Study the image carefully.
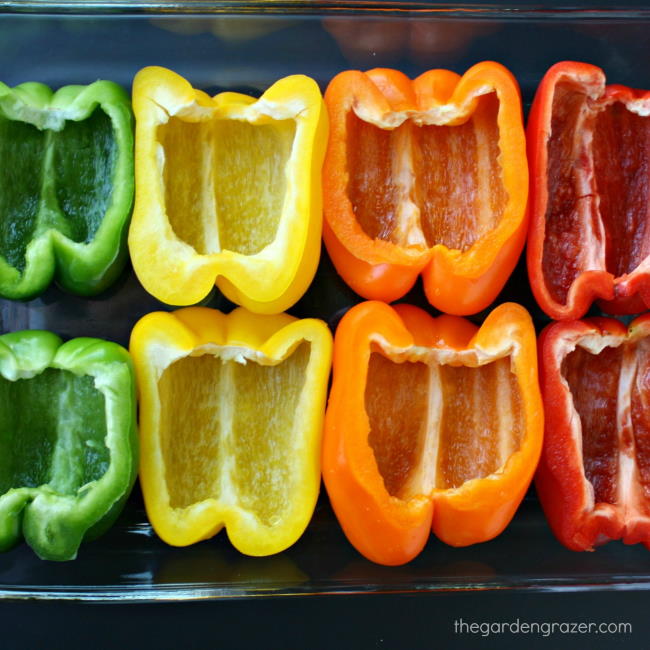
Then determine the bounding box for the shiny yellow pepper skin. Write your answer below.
[128,67,328,314]
[129,307,332,555]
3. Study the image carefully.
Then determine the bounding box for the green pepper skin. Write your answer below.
[0,331,137,561]
[0,80,134,299]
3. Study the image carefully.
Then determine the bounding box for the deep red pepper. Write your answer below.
[536,315,650,551]
[527,61,650,320]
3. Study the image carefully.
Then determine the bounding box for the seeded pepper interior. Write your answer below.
[347,93,507,252]
[543,83,650,307]
[159,117,295,257]
[563,342,650,507]
[158,344,310,523]
[366,346,524,498]
[0,109,115,270]
[0,370,109,494]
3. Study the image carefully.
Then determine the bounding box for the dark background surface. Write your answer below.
[3,590,649,649]
[2,4,650,648]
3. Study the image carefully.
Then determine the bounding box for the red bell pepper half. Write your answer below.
[536,315,650,551]
[527,61,650,320]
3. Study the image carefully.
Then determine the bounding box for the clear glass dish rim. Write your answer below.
[4,577,650,602]
[3,0,650,605]
[2,1,650,18]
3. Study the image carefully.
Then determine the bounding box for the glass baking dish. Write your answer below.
[1,1,650,601]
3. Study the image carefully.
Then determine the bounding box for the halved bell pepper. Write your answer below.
[537,316,650,550]
[130,306,332,555]
[322,62,528,315]
[322,301,543,565]
[0,331,137,561]
[527,61,650,319]
[0,80,134,299]
[129,67,327,314]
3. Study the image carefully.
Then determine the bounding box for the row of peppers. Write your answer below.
[0,60,648,562]
[4,302,650,563]
[1,61,649,319]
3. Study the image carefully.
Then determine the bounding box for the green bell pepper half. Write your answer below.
[0,331,138,561]
[0,80,134,299]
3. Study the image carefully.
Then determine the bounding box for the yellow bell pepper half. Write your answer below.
[129,67,328,313]
[130,306,332,555]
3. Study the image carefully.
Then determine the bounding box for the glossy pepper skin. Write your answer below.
[130,306,332,556]
[0,331,137,561]
[537,316,650,551]
[129,67,327,314]
[0,80,134,299]
[323,62,528,315]
[527,61,650,320]
[323,301,543,565]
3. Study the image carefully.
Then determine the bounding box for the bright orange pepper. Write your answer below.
[322,62,528,315]
[322,301,543,565]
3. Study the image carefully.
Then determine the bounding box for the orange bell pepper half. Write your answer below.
[322,301,543,565]
[322,62,528,315]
